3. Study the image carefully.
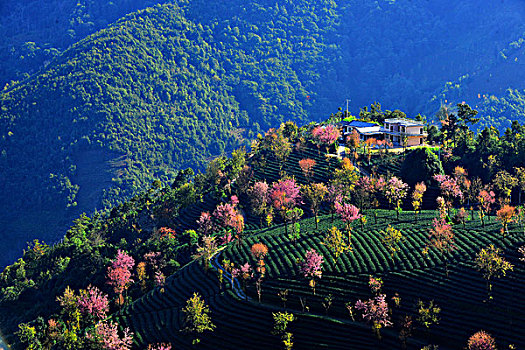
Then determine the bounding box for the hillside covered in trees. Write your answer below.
[1,0,525,267]
[1,112,525,349]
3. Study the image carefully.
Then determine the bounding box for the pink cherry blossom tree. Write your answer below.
[213,196,245,245]
[335,202,362,245]
[298,249,324,294]
[106,250,135,306]
[312,125,341,154]
[270,178,301,235]
[197,211,213,235]
[467,330,497,350]
[355,294,392,339]
[232,262,253,299]
[154,271,166,292]
[428,218,454,275]
[213,201,237,230]
[89,320,133,350]
[434,174,463,217]
[77,285,109,320]
[478,189,495,227]
[383,177,409,220]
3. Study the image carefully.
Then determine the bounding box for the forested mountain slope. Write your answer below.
[0,1,338,266]
[0,0,167,86]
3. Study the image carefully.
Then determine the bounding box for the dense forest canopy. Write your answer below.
[0,0,167,86]
[1,0,525,267]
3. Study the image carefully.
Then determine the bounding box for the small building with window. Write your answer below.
[339,118,427,147]
[340,120,384,142]
[381,118,427,146]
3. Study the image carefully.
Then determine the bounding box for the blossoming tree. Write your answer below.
[383,177,409,220]
[298,249,324,294]
[335,201,362,245]
[475,245,513,301]
[467,330,497,350]
[355,294,392,339]
[106,250,135,307]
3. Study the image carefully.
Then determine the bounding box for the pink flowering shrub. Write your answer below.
[107,250,135,304]
[298,249,324,294]
[154,271,166,289]
[197,211,213,235]
[232,262,253,281]
[312,125,341,146]
[220,231,234,245]
[334,202,362,224]
[299,249,324,280]
[355,294,392,337]
[467,330,497,350]
[428,218,455,253]
[111,250,135,271]
[375,176,386,192]
[434,174,463,200]
[270,178,301,210]
[368,276,383,295]
[89,320,133,350]
[383,177,409,219]
[77,285,109,319]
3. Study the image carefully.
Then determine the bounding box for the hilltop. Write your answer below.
[1,116,525,349]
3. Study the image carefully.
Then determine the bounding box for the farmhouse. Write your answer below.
[340,120,384,142]
[382,118,427,147]
[340,118,427,147]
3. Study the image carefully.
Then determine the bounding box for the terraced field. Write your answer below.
[252,142,339,186]
[116,210,525,349]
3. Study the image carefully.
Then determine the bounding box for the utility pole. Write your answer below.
[345,99,351,118]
